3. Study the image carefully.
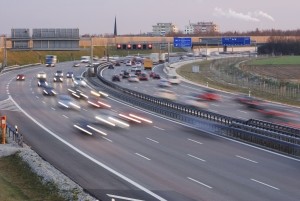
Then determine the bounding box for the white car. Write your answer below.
[167,74,181,84]
[136,62,142,67]
[72,76,87,87]
[154,89,177,101]
[36,72,47,79]
[158,79,171,88]
[126,61,132,66]
[128,75,139,82]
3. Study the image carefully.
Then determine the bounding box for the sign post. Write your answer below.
[1,116,6,144]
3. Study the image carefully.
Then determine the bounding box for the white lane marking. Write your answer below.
[211,104,219,107]
[153,126,164,130]
[111,109,118,112]
[102,136,113,142]
[236,155,258,163]
[135,153,151,161]
[32,91,34,94]
[35,96,39,99]
[9,95,166,201]
[238,110,248,114]
[188,177,212,189]
[187,154,206,162]
[42,101,46,104]
[107,194,145,201]
[83,108,88,112]
[51,107,56,111]
[62,115,69,119]
[250,179,280,190]
[188,138,203,145]
[146,138,159,143]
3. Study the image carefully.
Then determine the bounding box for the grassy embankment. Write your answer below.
[0,153,66,201]
[176,56,300,106]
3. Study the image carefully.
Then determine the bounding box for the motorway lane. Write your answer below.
[2,62,300,201]
[102,62,300,124]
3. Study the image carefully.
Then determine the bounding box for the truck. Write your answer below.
[159,53,166,63]
[150,53,159,64]
[45,55,57,67]
[143,59,153,70]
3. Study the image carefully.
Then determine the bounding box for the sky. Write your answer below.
[0,0,299,36]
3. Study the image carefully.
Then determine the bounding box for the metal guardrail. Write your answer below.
[87,63,300,157]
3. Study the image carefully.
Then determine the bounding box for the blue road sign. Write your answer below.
[222,37,251,46]
[174,37,192,47]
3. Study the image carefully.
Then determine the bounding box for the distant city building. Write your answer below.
[152,23,178,36]
[184,22,219,34]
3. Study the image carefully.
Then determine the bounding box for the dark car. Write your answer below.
[55,70,63,77]
[115,62,121,66]
[138,73,148,81]
[66,72,74,78]
[53,75,63,82]
[108,64,114,69]
[153,73,161,79]
[122,71,130,79]
[37,79,48,87]
[112,74,121,82]
[235,95,263,109]
[16,74,25,81]
[43,86,57,96]
[135,69,142,75]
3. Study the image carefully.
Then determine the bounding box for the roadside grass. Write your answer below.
[247,56,300,65]
[0,153,66,201]
[176,58,300,106]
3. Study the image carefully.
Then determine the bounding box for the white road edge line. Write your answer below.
[135,153,151,161]
[251,179,280,190]
[153,126,164,130]
[187,154,206,162]
[8,95,166,201]
[188,138,203,145]
[106,194,145,201]
[236,155,258,163]
[146,138,159,143]
[187,177,212,189]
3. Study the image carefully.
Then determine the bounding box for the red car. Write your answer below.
[139,73,148,81]
[199,90,221,101]
[16,74,25,81]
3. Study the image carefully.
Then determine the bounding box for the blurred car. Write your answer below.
[68,88,89,100]
[235,95,263,109]
[55,70,63,77]
[184,95,208,109]
[57,94,81,110]
[95,110,130,128]
[122,71,130,79]
[74,120,107,136]
[154,89,177,101]
[36,72,47,79]
[115,62,121,66]
[16,74,25,81]
[53,75,63,82]
[73,62,80,67]
[138,73,148,81]
[198,89,221,101]
[112,74,121,82]
[136,62,142,67]
[128,74,139,82]
[43,85,57,96]
[126,60,132,66]
[149,71,155,78]
[135,69,142,76]
[66,72,74,78]
[167,74,181,84]
[37,79,48,87]
[72,76,87,87]
[87,96,111,108]
[158,79,171,88]
[108,64,114,69]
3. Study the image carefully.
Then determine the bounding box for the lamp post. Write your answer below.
[90,36,94,65]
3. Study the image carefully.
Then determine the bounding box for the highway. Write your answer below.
[1,61,300,201]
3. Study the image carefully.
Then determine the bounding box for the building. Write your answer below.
[11,29,31,49]
[152,23,178,36]
[184,22,219,34]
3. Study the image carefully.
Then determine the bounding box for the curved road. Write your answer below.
[0,62,300,201]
